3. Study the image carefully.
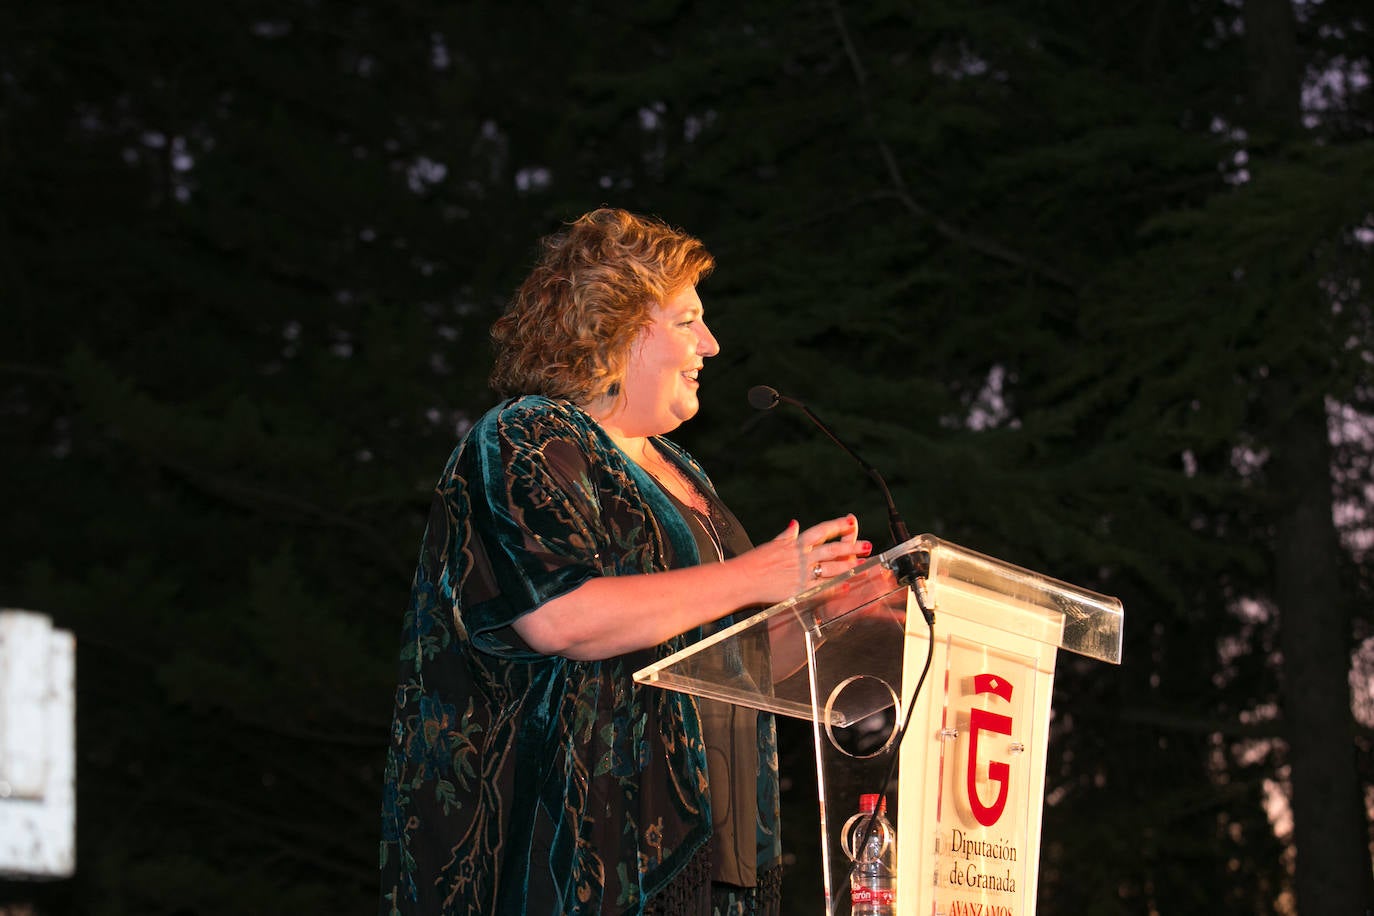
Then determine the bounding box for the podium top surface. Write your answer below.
[633,534,1124,724]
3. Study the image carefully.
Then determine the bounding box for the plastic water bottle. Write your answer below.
[841,793,896,916]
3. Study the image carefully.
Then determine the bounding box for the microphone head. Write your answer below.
[747,385,781,410]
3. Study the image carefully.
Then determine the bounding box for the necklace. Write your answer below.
[691,503,725,564]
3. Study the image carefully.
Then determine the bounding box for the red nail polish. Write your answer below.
[858,541,873,556]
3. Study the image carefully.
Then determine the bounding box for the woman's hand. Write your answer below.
[736,514,873,608]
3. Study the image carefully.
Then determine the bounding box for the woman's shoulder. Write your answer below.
[475,394,589,427]
[471,395,601,450]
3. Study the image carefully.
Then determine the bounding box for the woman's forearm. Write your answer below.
[511,515,866,660]
[510,554,771,660]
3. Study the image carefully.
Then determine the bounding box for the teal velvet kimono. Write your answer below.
[380,396,780,915]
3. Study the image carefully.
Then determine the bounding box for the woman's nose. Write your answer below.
[698,322,720,357]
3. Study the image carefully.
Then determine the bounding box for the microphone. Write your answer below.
[747,385,912,549]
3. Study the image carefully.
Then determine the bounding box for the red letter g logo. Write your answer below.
[966,673,1013,827]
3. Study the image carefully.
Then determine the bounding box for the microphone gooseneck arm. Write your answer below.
[747,385,911,548]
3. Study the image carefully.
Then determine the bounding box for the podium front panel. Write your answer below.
[896,614,1058,916]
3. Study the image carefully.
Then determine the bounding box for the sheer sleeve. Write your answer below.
[460,411,607,659]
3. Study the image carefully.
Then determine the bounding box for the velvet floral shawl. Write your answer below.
[379,396,779,915]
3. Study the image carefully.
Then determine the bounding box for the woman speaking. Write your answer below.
[380,208,868,915]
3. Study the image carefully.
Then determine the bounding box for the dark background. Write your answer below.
[2,1,1372,913]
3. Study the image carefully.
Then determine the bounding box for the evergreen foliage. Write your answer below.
[2,0,1369,913]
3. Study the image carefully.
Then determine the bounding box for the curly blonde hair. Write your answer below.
[489,208,715,403]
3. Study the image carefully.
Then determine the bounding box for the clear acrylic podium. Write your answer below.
[634,535,1123,916]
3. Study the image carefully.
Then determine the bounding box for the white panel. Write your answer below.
[0,609,76,878]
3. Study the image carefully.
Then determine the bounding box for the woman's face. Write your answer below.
[615,285,720,437]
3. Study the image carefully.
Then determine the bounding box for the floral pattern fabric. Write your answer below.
[380,396,780,916]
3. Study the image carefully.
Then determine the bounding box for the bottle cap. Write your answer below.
[859,793,883,813]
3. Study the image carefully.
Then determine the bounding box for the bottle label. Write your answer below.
[850,886,896,906]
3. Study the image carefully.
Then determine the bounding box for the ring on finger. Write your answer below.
[811,562,824,579]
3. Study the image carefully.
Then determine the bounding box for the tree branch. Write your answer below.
[1116,706,1283,740]
[1117,706,1374,745]
[158,457,415,580]
[827,0,1081,292]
